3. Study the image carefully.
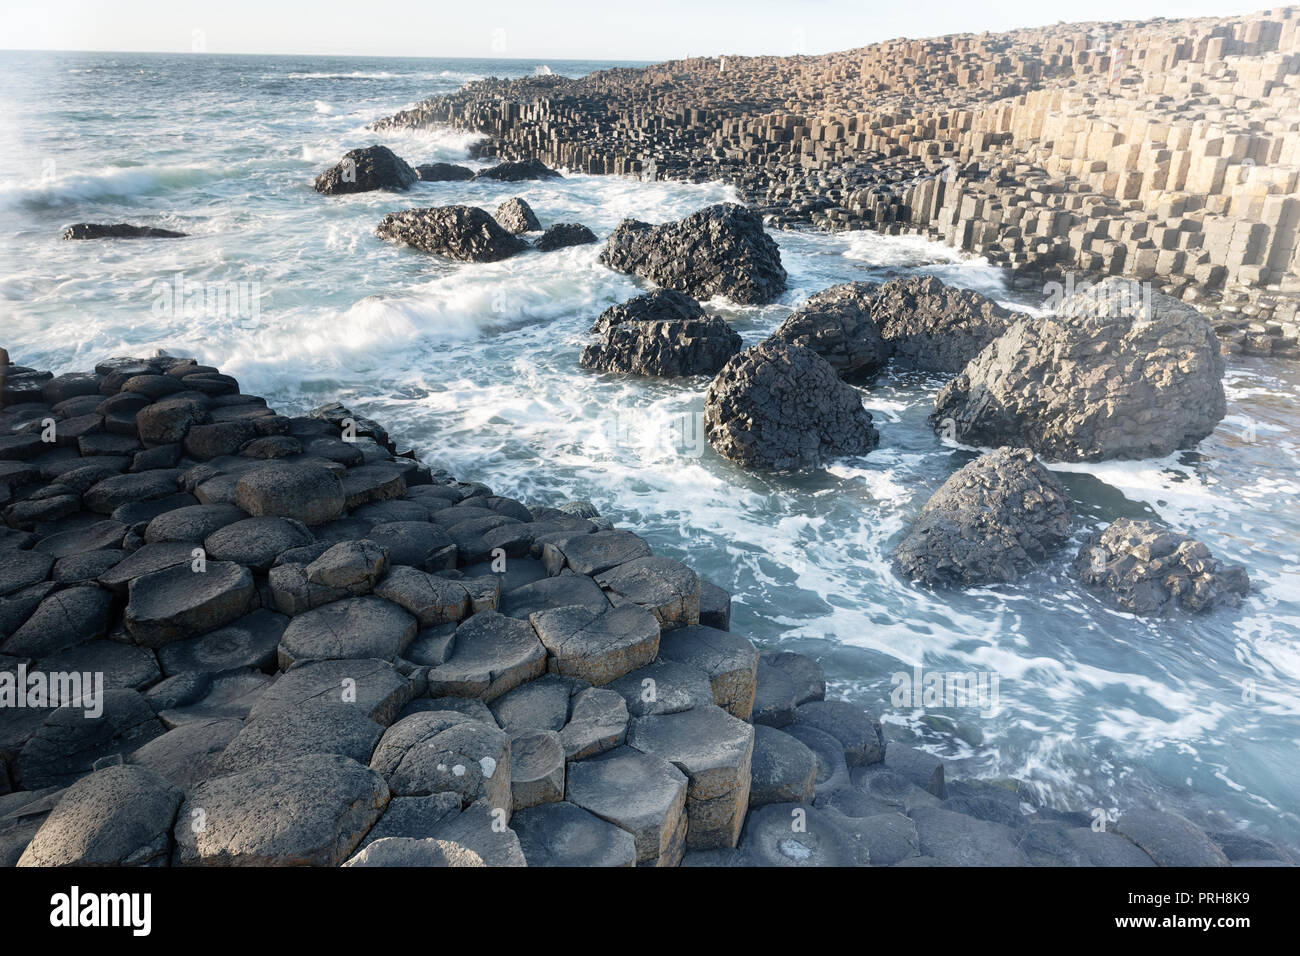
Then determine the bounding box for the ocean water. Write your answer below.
[2,51,1298,850]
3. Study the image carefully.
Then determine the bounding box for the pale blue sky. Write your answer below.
[2,0,1276,60]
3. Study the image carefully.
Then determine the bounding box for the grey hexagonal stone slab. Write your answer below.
[1113,810,1230,866]
[126,717,242,789]
[752,657,797,727]
[656,624,758,720]
[248,658,411,725]
[511,801,636,867]
[374,566,471,627]
[34,638,159,692]
[370,711,511,813]
[277,596,417,668]
[204,516,313,571]
[910,807,1029,866]
[490,674,583,735]
[542,530,651,576]
[595,555,700,627]
[343,836,485,867]
[628,704,753,850]
[529,603,660,685]
[792,700,883,767]
[739,802,868,867]
[217,701,385,772]
[18,765,182,866]
[750,725,817,808]
[234,463,346,527]
[124,560,257,648]
[426,610,546,702]
[559,686,628,760]
[605,658,715,718]
[173,754,389,866]
[18,690,165,789]
[499,573,610,620]
[305,539,388,595]
[158,608,287,676]
[759,650,825,706]
[566,745,687,866]
[510,730,565,810]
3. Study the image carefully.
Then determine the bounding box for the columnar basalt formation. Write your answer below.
[375,8,1300,358]
[0,351,1288,866]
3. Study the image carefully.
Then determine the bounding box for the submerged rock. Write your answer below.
[932,279,1227,461]
[600,203,787,305]
[704,342,879,469]
[893,447,1073,587]
[375,205,528,262]
[534,222,597,251]
[414,162,475,182]
[314,144,417,195]
[473,158,561,181]
[1075,517,1250,614]
[62,224,187,240]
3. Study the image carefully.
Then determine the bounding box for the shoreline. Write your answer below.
[3,351,1293,865]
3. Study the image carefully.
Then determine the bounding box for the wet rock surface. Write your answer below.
[932,280,1228,461]
[893,447,1074,587]
[375,205,528,262]
[704,342,879,470]
[1075,517,1250,614]
[314,145,417,195]
[600,203,787,305]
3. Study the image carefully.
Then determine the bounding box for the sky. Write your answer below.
[1,0,1278,61]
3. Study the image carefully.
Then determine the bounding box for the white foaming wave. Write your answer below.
[534,65,555,76]
[0,163,226,209]
[314,100,334,114]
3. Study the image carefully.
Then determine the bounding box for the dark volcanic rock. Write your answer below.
[473,158,561,182]
[600,203,787,305]
[704,342,879,469]
[494,197,540,234]
[931,279,1227,461]
[62,223,186,240]
[580,303,742,378]
[414,162,474,182]
[375,205,528,262]
[894,447,1073,587]
[534,223,597,251]
[1075,517,1250,614]
[868,275,1021,372]
[769,282,890,380]
[589,289,706,335]
[314,145,417,195]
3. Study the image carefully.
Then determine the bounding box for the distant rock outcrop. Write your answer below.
[62,224,187,240]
